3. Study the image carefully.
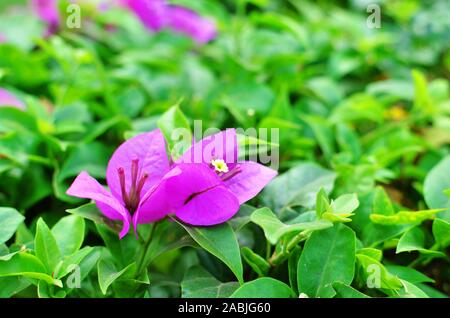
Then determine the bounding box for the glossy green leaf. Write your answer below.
[181,266,239,298]
[385,265,434,284]
[157,105,192,160]
[262,163,336,213]
[370,209,444,225]
[241,247,270,277]
[432,218,450,248]
[55,246,94,279]
[315,187,330,219]
[97,260,136,295]
[0,207,24,244]
[330,194,359,214]
[250,207,333,244]
[356,254,402,291]
[35,218,61,273]
[396,227,445,257]
[52,215,85,256]
[177,221,243,284]
[332,282,370,298]
[0,252,62,287]
[230,278,293,298]
[357,248,382,262]
[288,247,302,296]
[297,224,356,298]
[424,155,450,221]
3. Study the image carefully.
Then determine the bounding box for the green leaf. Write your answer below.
[432,218,450,248]
[52,215,85,256]
[372,187,395,215]
[415,283,448,298]
[95,223,140,268]
[370,209,444,225]
[396,227,445,257]
[288,247,302,296]
[228,204,256,231]
[230,278,293,298]
[315,187,330,219]
[157,105,192,160]
[0,207,25,244]
[385,265,434,284]
[35,218,61,273]
[332,282,370,298]
[356,254,402,291]
[222,81,275,119]
[297,224,356,298]
[0,276,30,298]
[0,252,62,287]
[412,69,433,116]
[262,163,336,213]
[0,250,20,261]
[330,193,359,215]
[177,221,244,284]
[142,221,194,266]
[67,203,119,229]
[55,142,112,202]
[424,155,450,221]
[396,280,429,298]
[357,248,382,262]
[65,247,102,295]
[250,207,332,244]
[241,247,270,277]
[97,260,136,295]
[181,266,239,298]
[55,246,94,279]
[303,115,335,160]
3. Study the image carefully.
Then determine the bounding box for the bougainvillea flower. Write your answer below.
[31,0,60,36]
[119,0,166,31]
[166,6,217,44]
[120,0,216,43]
[0,88,25,109]
[67,130,170,238]
[133,129,277,229]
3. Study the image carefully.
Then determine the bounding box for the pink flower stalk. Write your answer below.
[0,88,25,109]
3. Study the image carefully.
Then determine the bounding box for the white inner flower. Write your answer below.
[211,159,229,173]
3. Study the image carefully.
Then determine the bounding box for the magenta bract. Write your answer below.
[31,0,60,36]
[67,129,277,238]
[121,0,217,43]
[0,88,25,109]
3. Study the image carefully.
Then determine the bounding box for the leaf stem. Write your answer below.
[136,223,157,277]
[269,230,309,266]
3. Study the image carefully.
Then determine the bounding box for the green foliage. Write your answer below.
[0,0,449,299]
[0,207,24,244]
[297,224,356,298]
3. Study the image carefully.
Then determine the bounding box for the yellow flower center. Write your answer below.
[211,159,229,173]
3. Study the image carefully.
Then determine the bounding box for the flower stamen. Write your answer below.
[211,159,229,173]
[220,165,242,182]
[117,159,149,214]
[118,167,128,203]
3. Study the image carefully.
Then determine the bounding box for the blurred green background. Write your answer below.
[0,0,449,298]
